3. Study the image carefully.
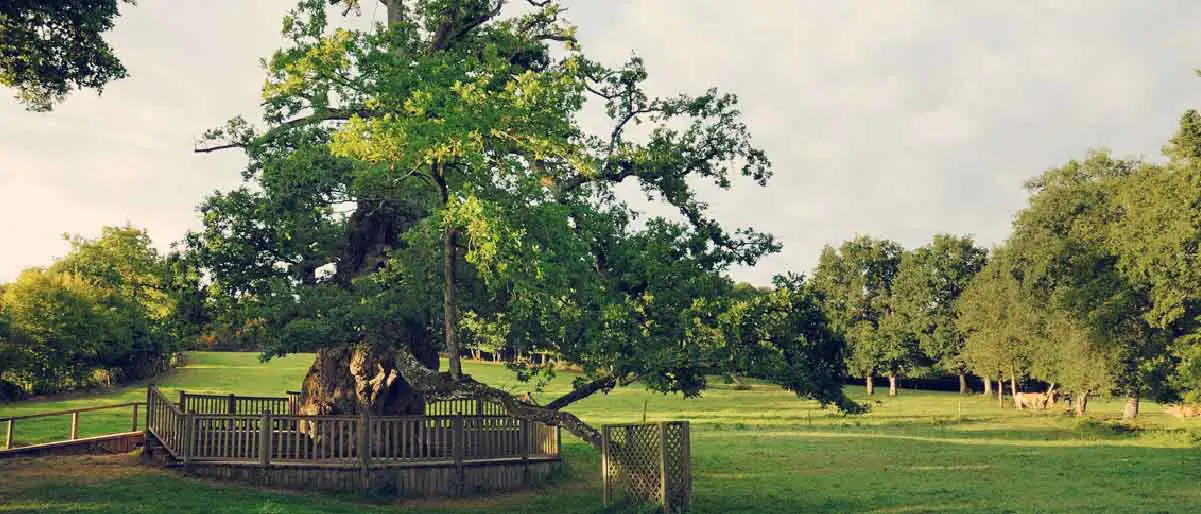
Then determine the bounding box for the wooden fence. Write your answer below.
[147,385,560,468]
[182,390,506,417]
[602,421,692,512]
[180,391,292,416]
[2,402,142,450]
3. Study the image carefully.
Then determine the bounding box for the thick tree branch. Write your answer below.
[544,375,617,410]
[394,348,604,449]
[428,1,502,53]
[194,108,373,154]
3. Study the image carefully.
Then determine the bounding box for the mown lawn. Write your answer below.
[2,352,1200,513]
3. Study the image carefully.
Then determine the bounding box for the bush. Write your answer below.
[0,379,23,402]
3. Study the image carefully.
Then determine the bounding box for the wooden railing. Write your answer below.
[1,402,143,450]
[147,386,560,469]
[426,397,508,416]
[147,386,186,458]
[180,391,292,416]
[184,391,506,417]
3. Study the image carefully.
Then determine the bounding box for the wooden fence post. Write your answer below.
[146,384,154,430]
[182,411,194,465]
[131,403,139,432]
[601,425,610,506]
[260,410,272,467]
[453,414,464,496]
[4,419,12,449]
[659,422,669,513]
[519,419,530,484]
[682,421,691,509]
[70,411,80,440]
[228,394,237,415]
[358,409,370,472]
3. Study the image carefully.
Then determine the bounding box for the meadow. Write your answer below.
[1,352,1200,513]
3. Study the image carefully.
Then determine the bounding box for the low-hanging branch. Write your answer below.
[543,375,619,411]
[393,349,605,449]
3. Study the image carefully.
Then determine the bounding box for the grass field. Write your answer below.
[2,352,1201,513]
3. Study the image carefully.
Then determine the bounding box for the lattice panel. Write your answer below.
[602,422,691,512]
[664,422,691,509]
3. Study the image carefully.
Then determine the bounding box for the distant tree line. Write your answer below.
[0,226,193,398]
[812,109,1201,417]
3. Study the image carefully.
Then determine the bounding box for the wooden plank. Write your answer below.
[601,425,610,506]
[183,411,194,464]
[358,410,369,471]
[260,411,271,467]
[0,431,144,458]
[659,422,668,512]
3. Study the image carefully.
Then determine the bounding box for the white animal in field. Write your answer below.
[1014,385,1058,410]
[1163,404,1201,418]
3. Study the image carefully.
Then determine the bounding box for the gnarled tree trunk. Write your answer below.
[865,371,875,396]
[983,376,992,397]
[887,372,898,397]
[958,371,968,395]
[297,343,438,423]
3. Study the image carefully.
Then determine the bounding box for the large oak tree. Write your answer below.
[192,0,853,448]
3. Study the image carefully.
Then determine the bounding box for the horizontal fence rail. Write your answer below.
[146,386,560,470]
[2,402,143,450]
[181,392,509,417]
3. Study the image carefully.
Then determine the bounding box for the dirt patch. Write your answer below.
[0,453,159,492]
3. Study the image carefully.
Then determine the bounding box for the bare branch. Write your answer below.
[194,142,246,154]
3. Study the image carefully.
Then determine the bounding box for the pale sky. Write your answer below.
[2,1,1199,285]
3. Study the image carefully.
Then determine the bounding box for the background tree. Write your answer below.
[891,234,987,394]
[0,0,135,111]
[0,225,180,393]
[812,236,905,396]
[1006,151,1158,416]
[958,249,1041,407]
[716,273,861,412]
[1108,110,1201,407]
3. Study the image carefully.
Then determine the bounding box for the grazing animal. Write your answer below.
[1014,385,1058,410]
[1163,404,1201,418]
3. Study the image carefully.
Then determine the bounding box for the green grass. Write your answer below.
[2,352,1201,513]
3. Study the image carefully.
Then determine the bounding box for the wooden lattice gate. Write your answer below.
[602,421,691,512]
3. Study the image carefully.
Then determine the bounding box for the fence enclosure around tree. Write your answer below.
[145,385,561,496]
[602,421,692,512]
